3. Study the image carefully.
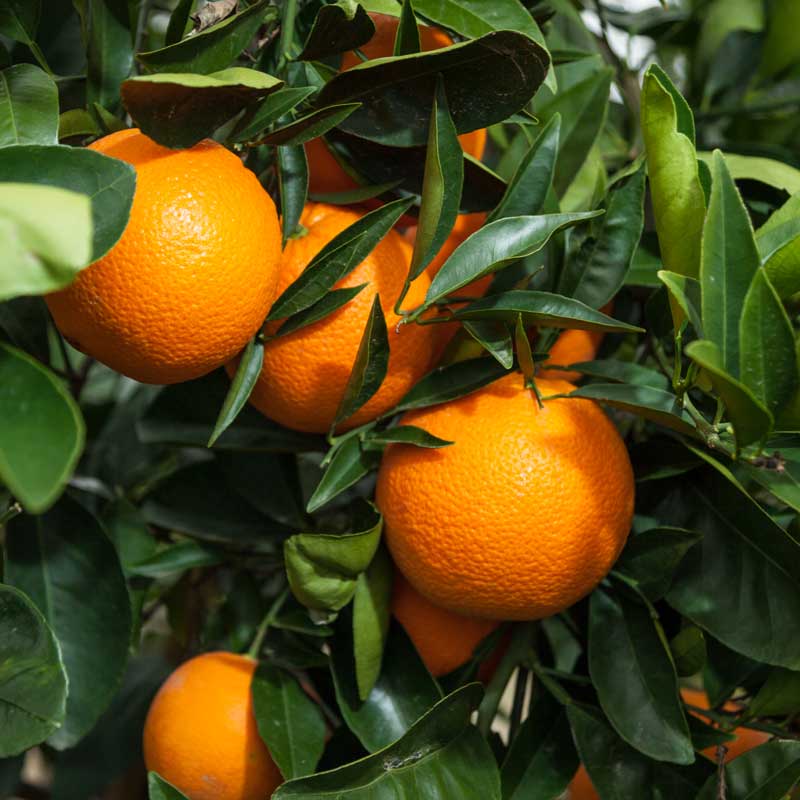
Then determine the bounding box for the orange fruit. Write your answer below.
[242,203,440,433]
[143,652,282,800]
[376,372,634,620]
[306,13,487,197]
[47,129,281,384]
[392,572,498,677]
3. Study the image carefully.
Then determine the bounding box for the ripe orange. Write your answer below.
[46,129,282,384]
[143,652,282,800]
[376,372,634,620]
[306,13,487,197]
[392,572,498,677]
[242,203,441,433]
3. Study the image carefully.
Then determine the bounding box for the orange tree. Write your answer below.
[1,1,800,799]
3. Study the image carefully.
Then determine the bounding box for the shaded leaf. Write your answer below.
[165,0,196,46]
[278,141,309,246]
[261,103,361,146]
[462,320,514,368]
[658,270,703,334]
[277,285,366,338]
[298,0,375,61]
[128,541,224,578]
[756,192,800,299]
[561,359,669,391]
[393,0,420,56]
[232,86,317,142]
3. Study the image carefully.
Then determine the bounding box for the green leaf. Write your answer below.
[700,150,760,376]
[424,212,602,306]
[666,468,800,669]
[406,76,463,283]
[454,290,643,334]
[560,359,669,391]
[500,689,577,800]
[232,86,317,142]
[487,113,560,223]
[749,668,800,717]
[333,295,390,430]
[165,0,195,46]
[758,0,800,79]
[0,183,93,300]
[658,270,703,334]
[641,66,706,279]
[559,162,646,308]
[738,435,800,513]
[317,30,549,147]
[5,496,132,749]
[0,0,40,46]
[208,336,264,447]
[277,285,366,338]
[0,64,57,146]
[0,344,84,513]
[137,1,276,74]
[394,357,508,412]
[514,314,535,385]
[393,0,420,56]
[284,509,382,611]
[148,772,189,800]
[560,383,697,436]
[0,296,49,364]
[261,103,361,146]
[0,584,67,757]
[615,527,703,601]
[670,626,707,678]
[331,618,441,752]
[298,0,375,61]
[589,588,694,764]
[0,144,135,261]
[739,269,799,417]
[353,546,392,700]
[363,425,453,449]
[273,685,500,800]
[128,540,224,578]
[696,152,800,195]
[269,197,412,321]
[251,663,327,779]
[647,64,695,142]
[278,142,309,246]
[462,321,514,368]
[58,108,99,140]
[685,339,773,449]
[755,192,800,298]
[696,740,800,800]
[121,68,283,149]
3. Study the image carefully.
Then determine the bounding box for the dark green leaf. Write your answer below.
[0,584,67,757]
[704,636,764,709]
[0,755,22,795]
[462,320,514,368]
[0,344,84,513]
[0,64,58,146]
[0,144,135,261]
[670,626,707,677]
[317,30,549,147]
[589,588,694,764]
[364,425,453,450]
[274,685,499,799]
[277,285,366,338]
[0,0,40,46]
[232,86,317,142]
[298,0,375,61]
[616,527,703,601]
[261,103,361,146]
[561,359,669,391]
[5,496,132,748]
[208,336,264,447]
[514,314,535,385]
[658,270,703,334]
[278,142,309,246]
[137,1,276,74]
[284,508,382,611]
[148,772,189,800]
[0,296,49,363]
[749,668,800,717]
[738,436,800,513]
[269,197,412,320]
[252,663,326,779]
[121,68,283,149]
[393,0,420,56]
[128,540,224,577]
[165,0,195,46]
[58,108,100,140]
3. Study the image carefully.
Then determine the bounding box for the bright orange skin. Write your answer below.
[243,203,440,433]
[143,652,282,800]
[392,572,498,676]
[376,373,635,620]
[306,13,487,197]
[569,689,771,799]
[47,129,282,384]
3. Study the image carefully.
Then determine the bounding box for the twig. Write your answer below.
[248,587,289,659]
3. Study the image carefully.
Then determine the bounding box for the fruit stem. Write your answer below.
[247,587,289,660]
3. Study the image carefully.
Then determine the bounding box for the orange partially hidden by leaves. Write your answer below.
[376,372,635,620]
[143,652,282,800]
[392,572,499,677]
[47,129,282,384]
[240,203,441,434]
[306,13,487,197]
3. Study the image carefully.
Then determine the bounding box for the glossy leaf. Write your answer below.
[148,773,189,800]
[0,64,57,146]
[0,344,84,512]
[393,0,420,56]
[252,663,326,779]
[317,30,549,147]
[5,496,132,749]
[260,103,361,146]
[121,68,283,149]
[589,588,694,764]
[232,86,317,142]
[561,359,669,391]
[274,685,500,800]
[363,425,453,449]
[0,584,67,757]
[165,0,195,46]
[756,193,800,298]
[0,144,135,261]
[658,270,703,334]
[298,1,375,61]
[278,142,309,246]
[462,321,514,368]
[277,284,366,337]
[671,626,707,678]
[641,66,706,279]
[137,1,276,74]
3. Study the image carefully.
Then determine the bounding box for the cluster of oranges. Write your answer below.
[48,14,649,800]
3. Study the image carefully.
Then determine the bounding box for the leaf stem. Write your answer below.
[247,587,289,660]
[0,501,22,526]
[277,0,299,73]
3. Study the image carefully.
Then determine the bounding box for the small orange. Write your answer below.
[376,372,634,620]
[306,13,487,197]
[392,572,498,677]
[143,652,282,800]
[47,129,282,384]
[242,203,440,433]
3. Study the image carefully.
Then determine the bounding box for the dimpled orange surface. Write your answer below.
[376,373,635,620]
[46,129,282,384]
[245,203,440,433]
[143,652,282,800]
[392,572,498,676]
